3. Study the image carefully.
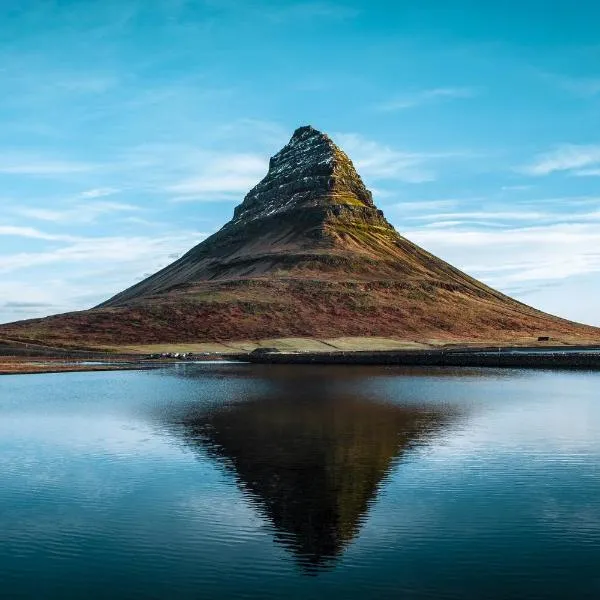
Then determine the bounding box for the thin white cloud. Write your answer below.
[376,87,479,111]
[0,154,97,176]
[520,144,600,176]
[402,222,600,289]
[406,210,549,222]
[167,153,268,201]
[0,229,207,323]
[392,200,460,212]
[420,220,467,229]
[333,133,438,183]
[543,72,600,97]
[215,119,289,149]
[54,75,118,94]
[80,187,121,198]
[387,204,600,324]
[0,232,205,274]
[573,168,600,177]
[17,201,138,224]
[501,185,535,191]
[522,195,600,207]
[0,225,74,242]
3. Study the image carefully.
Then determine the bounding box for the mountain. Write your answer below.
[2,125,599,347]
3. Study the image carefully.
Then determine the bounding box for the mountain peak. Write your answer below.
[232,125,373,225]
[290,124,328,142]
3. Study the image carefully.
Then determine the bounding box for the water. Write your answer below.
[1,364,599,599]
[471,347,600,355]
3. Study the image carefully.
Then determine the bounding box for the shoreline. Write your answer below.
[0,356,233,376]
[4,344,600,375]
[0,360,158,376]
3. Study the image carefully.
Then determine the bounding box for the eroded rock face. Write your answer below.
[231,125,374,226]
[212,124,398,254]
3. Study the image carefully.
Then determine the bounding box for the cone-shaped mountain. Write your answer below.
[3,125,599,345]
[98,124,400,305]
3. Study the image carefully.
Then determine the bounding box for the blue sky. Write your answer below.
[2,0,600,325]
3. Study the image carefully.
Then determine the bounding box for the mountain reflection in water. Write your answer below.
[168,368,452,572]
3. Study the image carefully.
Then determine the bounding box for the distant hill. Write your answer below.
[2,125,599,348]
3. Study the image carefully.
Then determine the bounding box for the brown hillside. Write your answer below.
[2,125,599,347]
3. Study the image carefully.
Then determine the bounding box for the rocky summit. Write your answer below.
[2,125,600,347]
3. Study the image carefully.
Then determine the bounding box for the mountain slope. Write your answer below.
[2,125,599,347]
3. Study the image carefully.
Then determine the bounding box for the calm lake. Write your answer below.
[1,363,599,599]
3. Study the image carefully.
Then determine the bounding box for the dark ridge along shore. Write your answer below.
[244,347,600,370]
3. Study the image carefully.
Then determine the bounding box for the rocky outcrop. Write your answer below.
[232,125,375,224]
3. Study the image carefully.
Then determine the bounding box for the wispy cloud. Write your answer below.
[0,229,207,323]
[0,232,205,274]
[501,185,535,191]
[0,154,97,176]
[393,199,460,212]
[17,201,138,224]
[573,168,600,177]
[0,225,74,242]
[406,210,550,222]
[215,119,289,149]
[404,222,600,287]
[561,77,600,97]
[0,229,208,322]
[376,87,479,111]
[0,60,120,103]
[542,72,600,97]
[378,192,600,325]
[333,133,464,183]
[79,187,120,199]
[400,200,600,227]
[167,153,268,201]
[520,144,600,176]
[53,75,118,94]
